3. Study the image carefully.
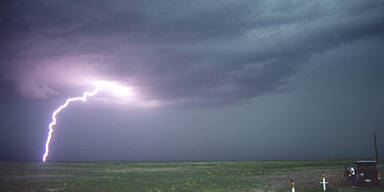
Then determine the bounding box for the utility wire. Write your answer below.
[216,0,278,57]
[217,0,321,97]
[236,0,342,117]
[237,0,321,95]
[238,0,288,59]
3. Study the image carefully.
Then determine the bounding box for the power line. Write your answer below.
[215,0,276,56]
[237,0,322,94]
[217,0,321,97]
[237,0,288,60]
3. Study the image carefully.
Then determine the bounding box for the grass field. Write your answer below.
[0,160,383,192]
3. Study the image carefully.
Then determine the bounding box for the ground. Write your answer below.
[0,160,383,192]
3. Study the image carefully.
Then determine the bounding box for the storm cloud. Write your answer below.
[1,0,382,105]
[0,0,384,161]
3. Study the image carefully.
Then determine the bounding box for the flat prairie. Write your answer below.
[0,160,382,192]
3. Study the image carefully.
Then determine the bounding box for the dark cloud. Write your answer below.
[0,0,384,161]
[0,0,382,106]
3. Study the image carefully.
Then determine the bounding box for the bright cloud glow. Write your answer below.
[93,80,135,98]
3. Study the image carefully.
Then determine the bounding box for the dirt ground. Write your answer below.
[257,169,348,191]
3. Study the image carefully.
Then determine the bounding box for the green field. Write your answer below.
[0,160,383,192]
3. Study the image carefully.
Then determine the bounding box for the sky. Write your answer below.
[0,0,384,161]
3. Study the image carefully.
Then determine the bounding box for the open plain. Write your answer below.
[1,160,383,192]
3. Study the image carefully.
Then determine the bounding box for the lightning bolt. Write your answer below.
[42,87,102,162]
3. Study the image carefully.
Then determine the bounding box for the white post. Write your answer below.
[320,172,328,192]
[321,177,327,191]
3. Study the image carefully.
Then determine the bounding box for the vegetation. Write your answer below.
[0,160,382,191]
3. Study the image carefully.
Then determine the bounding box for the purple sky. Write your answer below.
[0,0,384,161]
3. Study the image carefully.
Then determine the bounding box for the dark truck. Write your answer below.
[354,160,381,185]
